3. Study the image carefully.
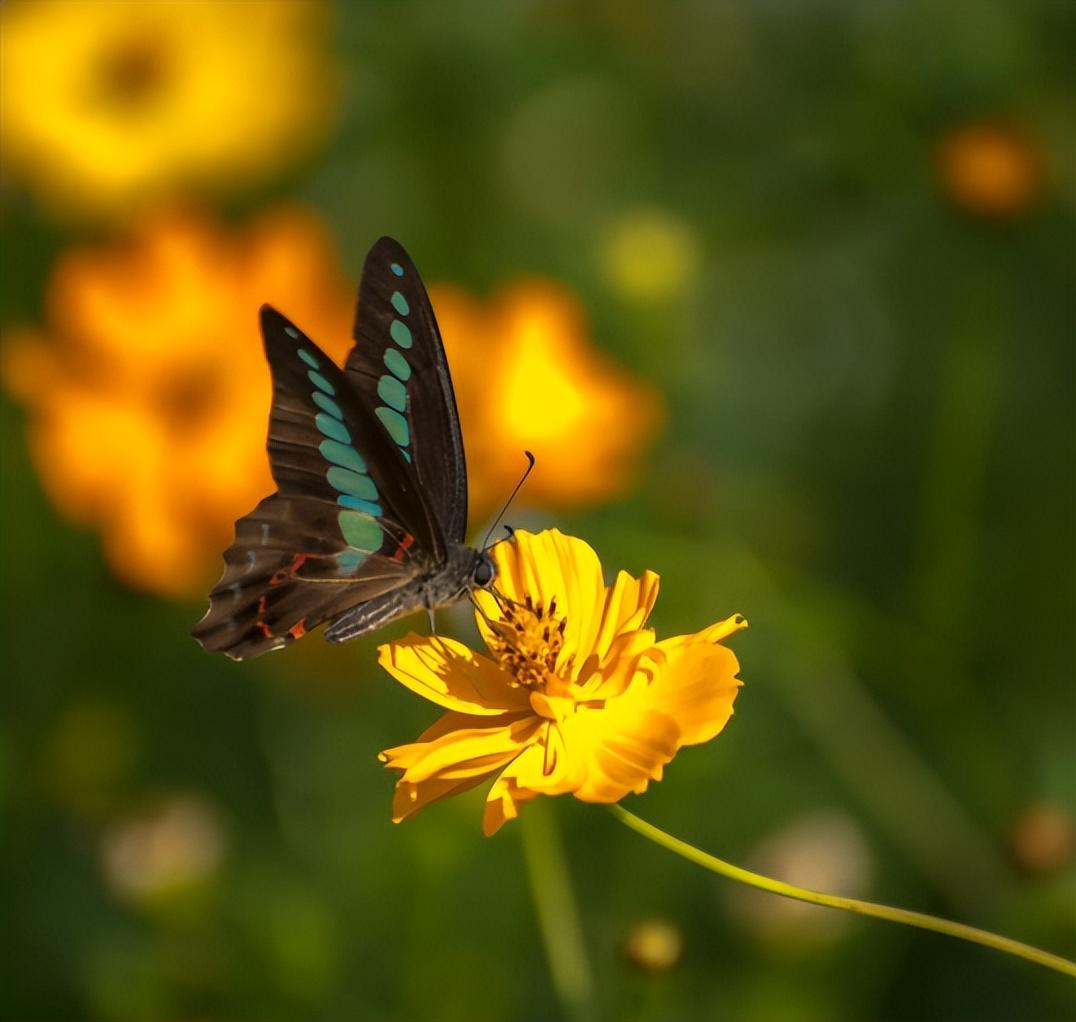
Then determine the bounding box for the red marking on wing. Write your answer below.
[289,618,307,639]
[271,553,311,586]
[256,595,273,637]
[391,533,416,563]
[289,553,309,575]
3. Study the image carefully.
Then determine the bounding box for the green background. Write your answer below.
[2,2,1074,1020]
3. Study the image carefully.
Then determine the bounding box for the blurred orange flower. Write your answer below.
[3,207,355,596]
[936,121,1043,218]
[431,282,663,517]
[0,0,337,217]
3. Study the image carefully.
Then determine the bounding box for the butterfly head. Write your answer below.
[472,550,496,589]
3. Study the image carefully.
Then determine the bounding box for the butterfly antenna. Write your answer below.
[482,450,535,551]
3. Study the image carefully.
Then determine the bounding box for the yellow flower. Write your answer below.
[600,209,700,302]
[936,121,1043,218]
[430,283,663,516]
[3,206,354,595]
[379,529,746,835]
[0,0,336,217]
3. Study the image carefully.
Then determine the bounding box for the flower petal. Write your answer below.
[652,628,745,746]
[560,703,682,802]
[380,710,541,784]
[378,634,530,715]
[483,763,544,836]
[592,568,661,661]
[478,529,606,673]
[392,774,489,824]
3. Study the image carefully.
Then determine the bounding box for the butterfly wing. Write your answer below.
[192,306,441,660]
[345,237,468,545]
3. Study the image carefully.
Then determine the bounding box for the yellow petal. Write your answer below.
[478,529,607,673]
[483,767,543,836]
[684,612,748,648]
[560,703,682,802]
[577,629,661,700]
[485,697,683,821]
[380,711,541,785]
[378,634,530,715]
[591,568,661,661]
[651,635,743,747]
[392,774,489,824]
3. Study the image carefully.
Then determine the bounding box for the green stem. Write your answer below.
[609,804,1076,978]
[520,801,597,1022]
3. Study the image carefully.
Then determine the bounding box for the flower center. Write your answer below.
[95,34,171,112]
[488,595,568,690]
[155,364,223,434]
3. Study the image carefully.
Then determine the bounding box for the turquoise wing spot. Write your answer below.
[377,375,407,413]
[390,292,410,316]
[390,262,404,277]
[327,466,378,500]
[316,413,350,444]
[312,391,343,419]
[308,370,335,395]
[336,549,364,572]
[401,450,412,463]
[284,326,300,340]
[338,494,382,516]
[383,348,411,381]
[337,511,381,552]
[319,439,366,473]
[297,348,319,368]
[390,320,412,349]
[376,406,410,447]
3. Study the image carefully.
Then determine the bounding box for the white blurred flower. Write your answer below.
[725,810,874,946]
[100,795,225,904]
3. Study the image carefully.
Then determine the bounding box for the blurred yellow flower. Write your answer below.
[431,283,662,517]
[936,121,1043,218]
[600,210,700,302]
[379,529,746,835]
[0,0,336,217]
[3,207,355,596]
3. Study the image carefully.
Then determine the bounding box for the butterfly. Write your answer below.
[192,237,500,661]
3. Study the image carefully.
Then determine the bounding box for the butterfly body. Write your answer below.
[323,543,494,645]
[192,237,495,661]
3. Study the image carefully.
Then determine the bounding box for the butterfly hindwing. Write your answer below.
[192,307,440,659]
[346,237,468,546]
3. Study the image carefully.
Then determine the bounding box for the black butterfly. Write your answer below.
[192,237,498,661]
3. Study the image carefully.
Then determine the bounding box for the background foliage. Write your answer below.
[2,2,1073,1020]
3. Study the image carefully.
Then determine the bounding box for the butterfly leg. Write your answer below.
[427,608,437,635]
[469,591,501,630]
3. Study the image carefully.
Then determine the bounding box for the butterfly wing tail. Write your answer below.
[192,495,411,660]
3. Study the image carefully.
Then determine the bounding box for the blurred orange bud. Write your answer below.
[622,918,685,972]
[936,121,1043,218]
[1010,803,1075,874]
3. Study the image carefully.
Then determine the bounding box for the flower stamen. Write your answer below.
[487,598,568,690]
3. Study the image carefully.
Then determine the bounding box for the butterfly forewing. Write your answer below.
[346,237,468,545]
[192,307,439,659]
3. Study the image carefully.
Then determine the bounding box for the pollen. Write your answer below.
[487,594,568,689]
